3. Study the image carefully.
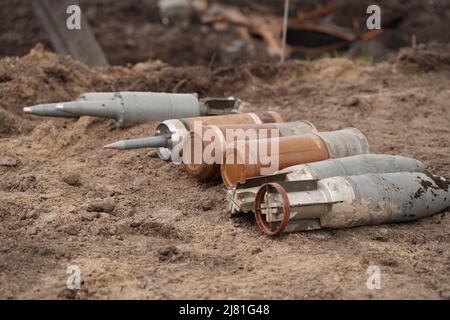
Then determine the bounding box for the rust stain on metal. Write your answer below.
[427,174,450,192]
[413,187,425,199]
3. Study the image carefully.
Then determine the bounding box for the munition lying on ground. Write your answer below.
[23,92,240,127]
[228,154,426,214]
[220,128,370,187]
[254,172,450,236]
[22,92,117,119]
[104,111,284,160]
[182,121,318,181]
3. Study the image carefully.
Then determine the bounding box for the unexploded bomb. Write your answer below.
[253,172,450,236]
[23,92,240,127]
[228,154,426,214]
[182,120,318,181]
[220,127,370,187]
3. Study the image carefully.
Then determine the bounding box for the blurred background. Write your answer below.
[1,0,449,67]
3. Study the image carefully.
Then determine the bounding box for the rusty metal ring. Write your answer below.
[254,182,291,236]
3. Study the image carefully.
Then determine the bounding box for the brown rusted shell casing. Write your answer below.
[183,131,222,181]
[181,112,284,181]
[180,111,283,130]
[220,134,330,187]
[183,123,286,181]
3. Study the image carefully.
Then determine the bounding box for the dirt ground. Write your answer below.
[0,41,449,299]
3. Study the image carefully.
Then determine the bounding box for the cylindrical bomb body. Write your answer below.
[154,111,284,160]
[183,121,317,181]
[229,154,426,214]
[60,92,202,127]
[254,173,450,235]
[279,154,425,179]
[220,128,370,188]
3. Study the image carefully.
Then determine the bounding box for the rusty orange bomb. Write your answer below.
[182,121,317,181]
[220,128,370,187]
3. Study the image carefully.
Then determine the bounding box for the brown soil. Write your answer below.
[0,43,449,299]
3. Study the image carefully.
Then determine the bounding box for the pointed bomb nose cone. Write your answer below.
[22,103,79,118]
[103,135,168,150]
[52,100,122,119]
[104,141,127,150]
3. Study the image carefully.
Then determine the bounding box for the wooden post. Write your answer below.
[32,0,109,67]
[280,0,289,63]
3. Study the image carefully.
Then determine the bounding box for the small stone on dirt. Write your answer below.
[82,212,100,222]
[65,225,79,236]
[158,245,179,261]
[26,226,39,236]
[251,248,262,255]
[130,221,142,228]
[62,172,81,186]
[25,209,41,220]
[87,197,115,213]
[0,156,18,167]
[131,177,150,191]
